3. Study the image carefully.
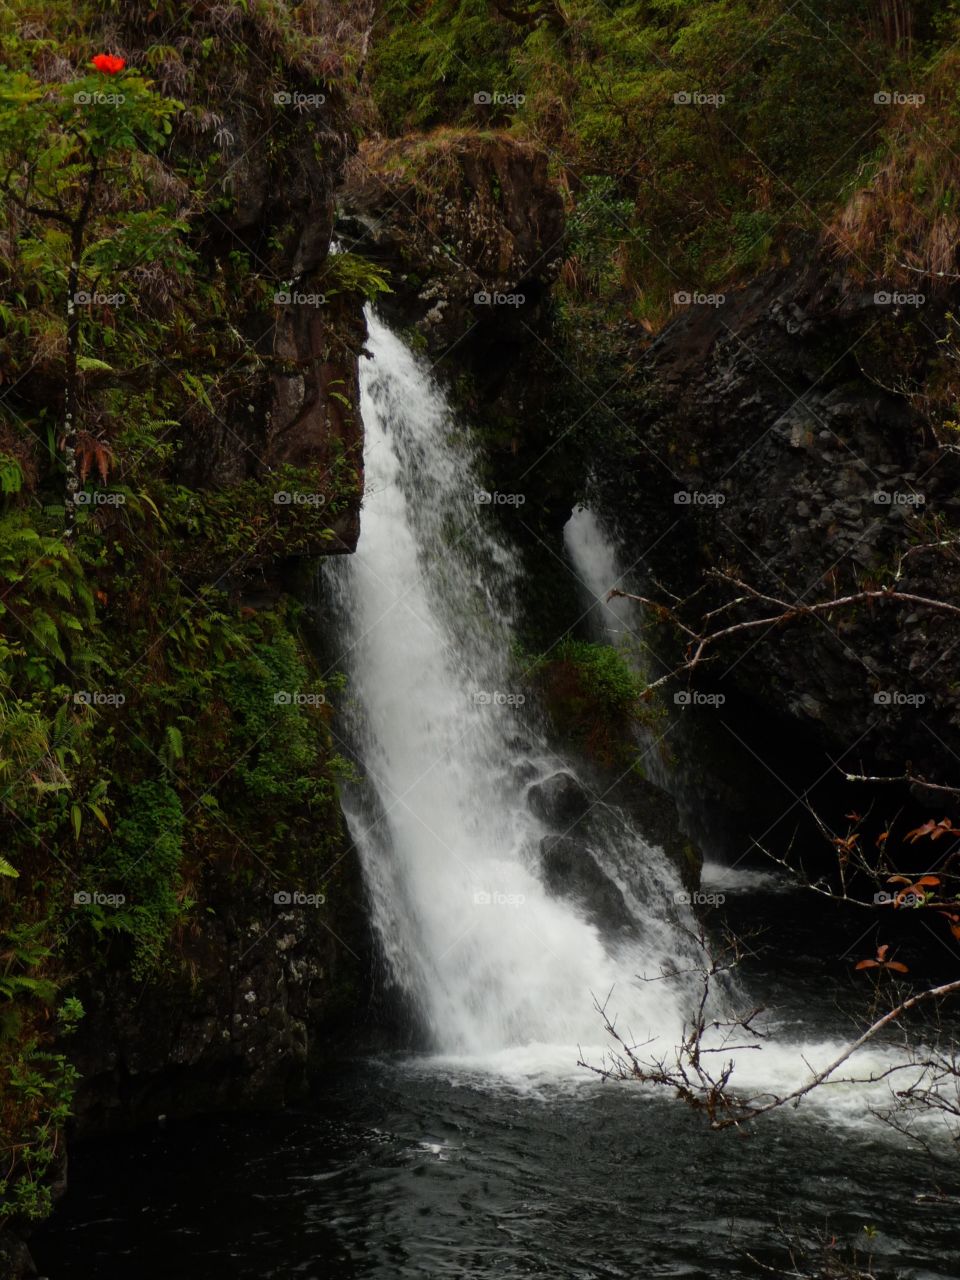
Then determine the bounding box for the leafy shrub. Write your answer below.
[533,639,644,767]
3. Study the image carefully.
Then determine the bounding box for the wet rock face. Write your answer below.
[159,59,365,564]
[539,836,635,935]
[0,1231,37,1280]
[527,771,590,828]
[69,856,369,1137]
[594,258,960,779]
[338,132,565,356]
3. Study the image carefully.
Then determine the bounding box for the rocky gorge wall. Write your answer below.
[588,258,960,790]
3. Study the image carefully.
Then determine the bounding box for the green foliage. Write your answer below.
[0,0,365,1230]
[371,0,950,321]
[220,623,345,821]
[320,252,393,302]
[0,927,82,1225]
[548,639,643,716]
[0,456,23,497]
[0,515,97,682]
[532,639,646,768]
[370,0,517,131]
[83,780,185,980]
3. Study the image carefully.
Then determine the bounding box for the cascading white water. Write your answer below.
[561,501,954,1127]
[322,312,948,1130]
[324,312,697,1067]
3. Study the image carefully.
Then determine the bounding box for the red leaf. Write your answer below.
[905,821,939,843]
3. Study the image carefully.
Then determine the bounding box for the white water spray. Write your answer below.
[324,314,942,1129]
[324,313,696,1066]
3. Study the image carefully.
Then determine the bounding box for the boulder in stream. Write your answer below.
[540,836,635,935]
[527,771,590,828]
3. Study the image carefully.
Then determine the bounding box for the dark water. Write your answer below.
[33,1053,960,1280]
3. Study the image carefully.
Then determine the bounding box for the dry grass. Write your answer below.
[827,45,960,288]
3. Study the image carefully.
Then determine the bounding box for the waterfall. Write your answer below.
[324,313,697,1067]
[321,313,929,1124]
[563,506,639,646]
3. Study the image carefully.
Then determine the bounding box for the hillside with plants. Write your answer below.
[369,1,960,326]
[0,0,386,1255]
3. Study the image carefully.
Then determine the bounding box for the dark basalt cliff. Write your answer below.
[589,258,960,786]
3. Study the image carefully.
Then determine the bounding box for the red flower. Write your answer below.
[91,54,125,75]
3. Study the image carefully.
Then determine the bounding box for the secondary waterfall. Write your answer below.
[324,313,696,1065]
